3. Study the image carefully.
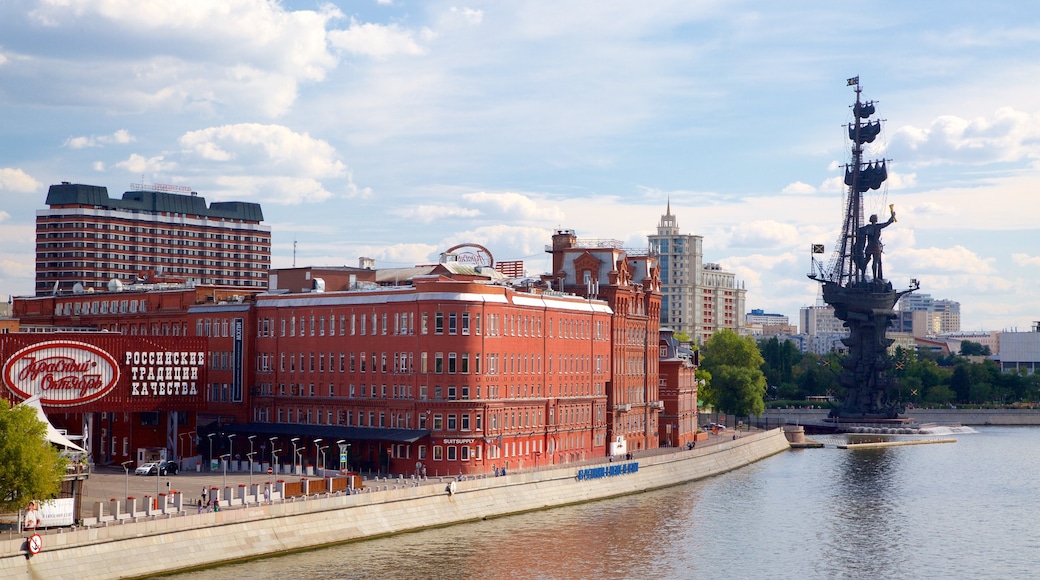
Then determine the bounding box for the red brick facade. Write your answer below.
[8,231,699,476]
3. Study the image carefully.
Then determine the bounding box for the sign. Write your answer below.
[126,350,204,397]
[37,498,75,527]
[3,341,120,406]
[27,533,42,555]
[267,467,273,475]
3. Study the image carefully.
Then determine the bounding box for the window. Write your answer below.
[462,312,470,335]
[433,414,443,430]
[448,353,457,374]
[448,386,457,400]
[447,414,457,430]
[447,446,457,461]
[449,312,457,335]
[461,414,470,431]
[435,312,444,334]
[433,446,443,461]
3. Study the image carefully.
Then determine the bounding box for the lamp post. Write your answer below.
[220,453,231,492]
[206,433,215,472]
[248,435,256,485]
[313,438,323,473]
[290,437,300,475]
[336,440,346,471]
[269,437,280,474]
[226,433,237,469]
[246,452,255,491]
[121,460,133,499]
[318,444,328,475]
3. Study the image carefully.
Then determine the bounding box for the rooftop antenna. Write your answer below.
[293,236,297,268]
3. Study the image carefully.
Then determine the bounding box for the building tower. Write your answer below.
[35,182,271,296]
[648,200,746,344]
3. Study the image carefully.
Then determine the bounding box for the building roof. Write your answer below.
[45,183,264,222]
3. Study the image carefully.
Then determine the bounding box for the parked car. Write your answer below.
[135,460,179,476]
[704,422,727,431]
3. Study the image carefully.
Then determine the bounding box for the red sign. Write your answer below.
[3,341,120,406]
[28,533,42,555]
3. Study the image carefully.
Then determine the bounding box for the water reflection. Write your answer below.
[157,428,1040,580]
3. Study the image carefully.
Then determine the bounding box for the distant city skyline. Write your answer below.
[2,1,1038,330]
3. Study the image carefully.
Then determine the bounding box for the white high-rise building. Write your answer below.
[648,202,745,344]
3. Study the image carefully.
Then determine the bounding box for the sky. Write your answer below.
[1,0,1039,332]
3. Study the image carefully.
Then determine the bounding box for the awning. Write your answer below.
[18,396,88,453]
[215,422,430,444]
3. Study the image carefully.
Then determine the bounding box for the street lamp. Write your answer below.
[226,433,237,465]
[336,440,346,471]
[206,433,215,472]
[220,453,231,492]
[121,460,133,499]
[248,435,257,484]
[313,438,323,473]
[318,444,329,475]
[269,437,280,474]
[290,437,300,475]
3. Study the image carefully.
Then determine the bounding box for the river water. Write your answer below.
[159,427,1039,580]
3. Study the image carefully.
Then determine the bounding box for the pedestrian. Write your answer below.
[197,501,203,514]
[201,486,207,504]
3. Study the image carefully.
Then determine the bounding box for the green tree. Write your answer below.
[0,402,69,513]
[700,329,767,416]
[959,340,991,356]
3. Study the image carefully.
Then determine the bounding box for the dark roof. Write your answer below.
[216,422,430,444]
[45,183,264,222]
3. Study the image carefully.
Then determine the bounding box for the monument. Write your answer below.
[808,77,919,420]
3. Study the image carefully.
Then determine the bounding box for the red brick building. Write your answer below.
[7,231,699,476]
[658,328,700,447]
[543,229,663,454]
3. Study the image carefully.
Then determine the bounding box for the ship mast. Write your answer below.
[827,77,886,286]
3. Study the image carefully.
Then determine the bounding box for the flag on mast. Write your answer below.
[847,76,859,86]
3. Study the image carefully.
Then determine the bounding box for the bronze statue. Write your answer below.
[856,209,895,280]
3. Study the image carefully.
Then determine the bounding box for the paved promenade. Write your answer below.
[81,428,747,509]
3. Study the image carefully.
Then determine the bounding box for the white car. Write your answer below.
[135,462,159,475]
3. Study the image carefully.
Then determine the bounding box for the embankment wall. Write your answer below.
[1,429,789,580]
[761,408,1040,426]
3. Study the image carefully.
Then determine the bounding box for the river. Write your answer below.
[158,426,1039,579]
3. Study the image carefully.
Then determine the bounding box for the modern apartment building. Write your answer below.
[648,202,745,344]
[897,293,961,334]
[36,182,270,296]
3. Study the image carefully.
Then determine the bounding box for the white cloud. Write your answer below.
[64,129,135,149]
[723,220,800,249]
[888,107,1040,166]
[0,168,41,192]
[328,19,430,58]
[115,153,177,174]
[450,7,484,25]
[393,205,481,223]
[899,245,996,275]
[0,210,9,223]
[462,191,564,221]
[212,175,334,205]
[441,224,555,262]
[781,181,815,194]
[1012,253,1040,268]
[179,124,346,178]
[25,1,342,116]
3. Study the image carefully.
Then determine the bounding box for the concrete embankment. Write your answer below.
[0,429,789,580]
[761,408,1040,427]
[837,438,957,449]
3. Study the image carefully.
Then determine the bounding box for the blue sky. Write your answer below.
[1,1,1038,332]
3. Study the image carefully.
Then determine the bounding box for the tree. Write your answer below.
[700,329,767,416]
[0,402,69,513]
[959,340,991,356]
